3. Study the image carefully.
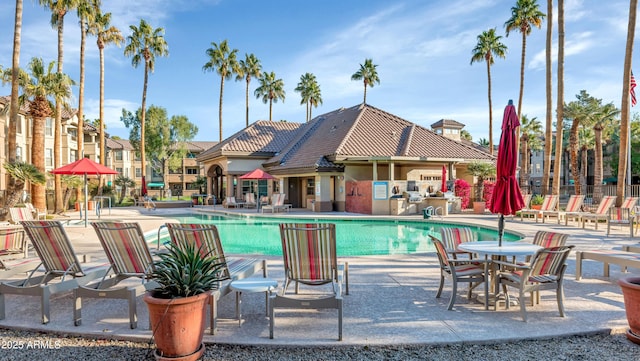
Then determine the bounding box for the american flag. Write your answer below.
[631,71,637,107]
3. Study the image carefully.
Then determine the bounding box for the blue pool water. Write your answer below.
[153,214,521,256]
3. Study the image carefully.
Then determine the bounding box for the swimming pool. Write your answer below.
[153,213,521,256]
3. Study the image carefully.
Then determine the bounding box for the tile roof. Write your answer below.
[106,138,134,150]
[197,120,302,161]
[430,118,465,129]
[265,104,493,173]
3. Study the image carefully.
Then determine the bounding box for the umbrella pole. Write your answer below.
[498,214,504,247]
[84,174,88,227]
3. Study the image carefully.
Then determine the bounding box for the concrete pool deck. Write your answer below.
[0,205,637,347]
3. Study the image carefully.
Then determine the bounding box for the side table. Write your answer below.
[229,278,278,326]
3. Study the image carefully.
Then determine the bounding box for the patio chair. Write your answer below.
[73,222,156,329]
[606,207,634,237]
[580,196,617,230]
[261,194,281,213]
[494,245,574,322]
[9,207,34,224]
[25,202,47,220]
[439,227,477,259]
[165,223,267,335]
[223,196,239,208]
[0,221,108,324]
[542,195,585,224]
[244,193,257,208]
[515,194,533,214]
[430,236,489,311]
[270,223,347,340]
[0,226,39,279]
[520,195,558,223]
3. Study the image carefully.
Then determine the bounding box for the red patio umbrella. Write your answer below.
[441,165,447,192]
[489,100,525,246]
[51,158,118,227]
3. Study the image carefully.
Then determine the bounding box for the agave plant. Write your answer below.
[151,241,228,299]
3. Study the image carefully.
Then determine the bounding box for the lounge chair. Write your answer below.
[73,222,156,329]
[580,196,617,229]
[0,226,39,279]
[494,245,574,322]
[606,207,635,237]
[165,223,267,335]
[9,207,34,224]
[244,193,257,208]
[262,194,290,213]
[439,227,477,259]
[520,195,558,222]
[223,196,239,208]
[541,195,585,224]
[270,223,348,340]
[514,194,533,215]
[430,236,489,311]
[575,249,640,280]
[25,203,47,220]
[0,221,108,324]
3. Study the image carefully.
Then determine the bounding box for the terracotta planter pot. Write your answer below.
[531,204,542,210]
[618,276,640,344]
[473,201,486,214]
[144,291,209,360]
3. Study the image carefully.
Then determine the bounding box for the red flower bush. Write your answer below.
[455,179,471,209]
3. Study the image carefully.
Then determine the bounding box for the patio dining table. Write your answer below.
[457,241,542,306]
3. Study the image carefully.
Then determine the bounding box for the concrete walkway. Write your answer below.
[0,205,637,346]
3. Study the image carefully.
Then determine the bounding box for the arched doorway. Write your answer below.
[207,164,225,203]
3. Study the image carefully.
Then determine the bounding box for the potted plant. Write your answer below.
[618,276,640,344]
[144,241,228,360]
[530,194,544,210]
[466,162,496,214]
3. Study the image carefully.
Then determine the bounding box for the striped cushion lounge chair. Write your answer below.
[439,227,477,259]
[0,221,108,324]
[541,195,585,224]
[520,195,558,223]
[73,222,156,329]
[262,194,285,213]
[430,236,489,311]
[9,207,34,224]
[575,249,640,280]
[0,226,40,279]
[516,194,533,214]
[580,196,617,230]
[270,223,348,340]
[223,196,239,208]
[494,245,574,321]
[165,223,267,335]
[606,208,635,237]
[25,202,47,220]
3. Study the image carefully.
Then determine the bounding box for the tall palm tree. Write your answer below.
[235,53,261,127]
[552,0,565,195]
[21,57,73,210]
[39,0,79,212]
[124,19,169,193]
[592,102,619,201]
[617,0,637,206]
[351,58,380,104]
[542,0,553,195]
[254,71,285,121]
[8,0,23,164]
[294,73,323,122]
[88,8,123,168]
[76,0,98,161]
[563,90,598,195]
[519,114,542,186]
[470,28,507,156]
[578,126,595,190]
[203,40,239,140]
[505,0,545,167]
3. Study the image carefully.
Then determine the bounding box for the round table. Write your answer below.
[229,278,278,326]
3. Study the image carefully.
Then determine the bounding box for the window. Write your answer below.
[306,178,315,195]
[186,167,198,175]
[69,128,77,141]
[45,148,53,167]
[535,163,541,174]
[84,134,92,143]
[15,117,22,134]
[135,168,141,177]
[186,153,196,158]
[115,151,123,161]
[16,146,22,162]
[45,118,53,136]
[116,167,123,174]
[70,150,77,163]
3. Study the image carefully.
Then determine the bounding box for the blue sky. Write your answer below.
[0,0,637,143]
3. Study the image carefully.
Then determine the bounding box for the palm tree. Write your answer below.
[39,0,79,212]
[563,90,598,195]
[114,175,135,204]
[519,114,543,186]
[578,126,595,190]
[124,19,169,193]
[76,0,98,161]
[617,0,637,206]
[8,0,23,164]
[592,102,619,201]
[254,71,285,121]
[542,0,553,195]
[505,0,546,162]
[88,8,123,168]
[477,138,490,147]
[470,28,507,156]
[2,162,46,211]
[235,53,261,127]
[203,40,239,140]
[294,73,323,122]
[351,58,380,104]
[21,57,73,210]
[552,0,565,195]
[460,129,472,141]
[61,174,82,211]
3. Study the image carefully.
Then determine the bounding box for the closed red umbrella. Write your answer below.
[51,158,118,227]
[489,100,525,245]
[441,165,447,192]
[141,175,148,197]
